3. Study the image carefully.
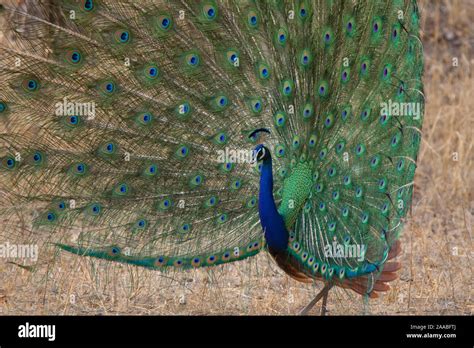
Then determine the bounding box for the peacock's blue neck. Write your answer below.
[258,155,288,252]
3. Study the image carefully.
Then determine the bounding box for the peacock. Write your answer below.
[0,0,424,315]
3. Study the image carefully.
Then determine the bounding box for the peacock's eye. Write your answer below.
[83,0,94,11]
[114,29,131,44]
[186,53,200,67]
[203,4,217,20]
[104,82,115,93]
[149,67,157,77]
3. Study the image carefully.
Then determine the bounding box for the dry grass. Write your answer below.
[0,0,472,315]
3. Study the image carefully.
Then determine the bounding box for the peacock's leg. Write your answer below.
[320,287,329,316]
[299,282,333,316]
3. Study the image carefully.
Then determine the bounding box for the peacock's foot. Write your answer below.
[298,282,333,316]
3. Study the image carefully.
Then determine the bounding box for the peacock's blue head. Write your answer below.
[254,144,270,162]
[249,128,271,163]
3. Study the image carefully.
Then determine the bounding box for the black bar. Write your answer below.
[0,315,471,346]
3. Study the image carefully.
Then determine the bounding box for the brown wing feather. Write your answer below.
[270,240,403,298]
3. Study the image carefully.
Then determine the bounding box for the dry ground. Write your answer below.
[0,0,472,315]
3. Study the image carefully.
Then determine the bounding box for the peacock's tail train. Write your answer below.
[0,0,424,291]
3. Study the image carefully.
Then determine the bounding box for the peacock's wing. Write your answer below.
[0,0,297,269]
[275,0,424,281]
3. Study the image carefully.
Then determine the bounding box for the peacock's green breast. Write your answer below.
[277,160,313,231]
